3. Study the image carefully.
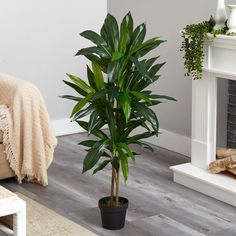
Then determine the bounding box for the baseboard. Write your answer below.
[133,127,191,157]
[145,129,191,157]
[53,118,86,136]
[53,119,191,157]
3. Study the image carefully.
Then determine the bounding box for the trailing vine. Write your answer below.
[181,16,228,80]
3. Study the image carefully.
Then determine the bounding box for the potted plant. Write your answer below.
[62,12,176,230]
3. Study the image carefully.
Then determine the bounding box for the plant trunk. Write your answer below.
[110,166,115,207]
[115,168,120,207]
[110,166,120,207]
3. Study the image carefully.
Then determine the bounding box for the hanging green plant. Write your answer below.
[181,16,227,80]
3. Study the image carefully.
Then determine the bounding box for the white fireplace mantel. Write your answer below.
[171,34,236,207]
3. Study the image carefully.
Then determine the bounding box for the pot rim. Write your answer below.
[98,196,129,210]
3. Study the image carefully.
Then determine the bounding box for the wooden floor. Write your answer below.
[2,133,236,236]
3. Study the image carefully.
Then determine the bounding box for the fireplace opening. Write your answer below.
[209,78,236,178]
[227,80,236,148]
[217,78,228,149]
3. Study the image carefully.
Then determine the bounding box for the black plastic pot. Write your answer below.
[98,196,129,230]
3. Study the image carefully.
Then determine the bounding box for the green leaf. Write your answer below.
[128,140,154,152]
[131,91,151,104]
[76,46,110,58]
[149,62,166,77]
[130,37,163,56]
[92,62,105,89]
[148,100,162,106]
[132,152,140,156]
[128,131,156,142]
[87,66,97,90]
[106,104,117,141]
[93,160,111,175]
[107,87,119,100]
[91,90,107,101]
[112,51,124,61]
[88,111,100,134]
[120,91,131,122]
[80,30,106,46]
[66,74,95,94]
[142,90,152,95]
[85,54,108,72]
[118,149,129,182]
[119,12,133,53]
[117,143,135,162]
[121,118,146,138]
[149,94,177,101]
[72,104,97,121]
[130,23,146,50]
[132,75,160,91]
[76,120,89,130]
[62,80,87,97]
[60,95,82,102]
[90,119,106,135]
[80,30,111,56]
[77,121,108,139]
[102,14,119,51]
[83,139,110,173]
[100,151,112,158]
[136,40,165,58]
[145,57,160,70]
[134,104,159,132]
[79,140,97,147]
[71,93,94,117]
[131,57,152,81]
[107,60,122,82]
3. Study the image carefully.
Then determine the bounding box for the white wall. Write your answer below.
[0,1,231,155]
[0,0,107,121]
[108,0,227,156]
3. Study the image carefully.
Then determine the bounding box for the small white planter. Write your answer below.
[214,0,227,30]
[227,5,236,34]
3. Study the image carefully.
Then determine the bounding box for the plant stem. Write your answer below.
[115,168,120,207]
[110,166,115,207]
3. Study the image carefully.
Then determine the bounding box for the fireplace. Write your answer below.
[171,34,236,207]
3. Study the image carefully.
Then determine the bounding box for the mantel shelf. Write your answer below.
[203,67,236,81]
[207,33,236,41]
[205,34,236,51]
[204,35,236,75]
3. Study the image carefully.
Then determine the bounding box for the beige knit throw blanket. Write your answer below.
[0,73,57,186]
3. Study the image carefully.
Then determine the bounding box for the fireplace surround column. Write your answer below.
[191,72,217,170]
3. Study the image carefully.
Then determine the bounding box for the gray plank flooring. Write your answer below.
[1,133,236,236]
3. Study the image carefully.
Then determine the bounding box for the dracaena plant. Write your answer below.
[62,12,176,207]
